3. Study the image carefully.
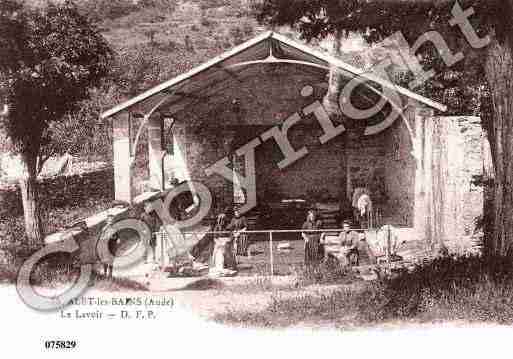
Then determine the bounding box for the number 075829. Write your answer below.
[44,340,77,349]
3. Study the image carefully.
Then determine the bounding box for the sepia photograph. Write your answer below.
[0,0,512,356]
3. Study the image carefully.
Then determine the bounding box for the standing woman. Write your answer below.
[227,208,249,256]
[301,210,322,266]
[210,211,238,274]
[211,213,227,266]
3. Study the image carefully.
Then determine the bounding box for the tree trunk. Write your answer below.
[19,152,43,243]
[481,128,495,256]
[484,38,513,256]
[322,30,367,141]
[323,30,345,124]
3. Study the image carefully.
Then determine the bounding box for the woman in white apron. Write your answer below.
[210,213,237,275]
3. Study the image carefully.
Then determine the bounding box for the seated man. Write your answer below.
[320,220,360,266]
[338,220,360,266]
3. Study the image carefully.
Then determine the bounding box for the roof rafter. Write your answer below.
[101,31,446,120]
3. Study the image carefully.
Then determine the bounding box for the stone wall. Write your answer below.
[0,167,114,219]
[423,116,484,250]
[383,115,416,227]
[163,121,416,224]
[165,124,238,213]
[150,110,482,249]
[255,123,345,201]
[143,63,418,220]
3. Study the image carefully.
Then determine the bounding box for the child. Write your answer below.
[98,214,119,278]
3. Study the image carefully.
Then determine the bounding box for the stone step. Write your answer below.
[322,219,338,224]
[319,213,338,219]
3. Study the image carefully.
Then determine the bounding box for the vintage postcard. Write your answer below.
[1,0,512,356]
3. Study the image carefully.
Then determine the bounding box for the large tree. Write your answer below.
[0,0,112,242]
[256,0,512,256]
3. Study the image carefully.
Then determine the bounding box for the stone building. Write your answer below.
[101,31,486,249]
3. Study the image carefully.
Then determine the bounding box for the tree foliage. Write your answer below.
[256,0,509,115]
[256,0,509,43]
[0,0,113,241]
[0,0,113,165]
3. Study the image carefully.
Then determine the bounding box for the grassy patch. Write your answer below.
[215,255,513,328]
[215,287,365,328]
[2,246,147,291]
[93,273,148,292]
[225,276,281,294]
[0,198,146,293]
[293,260,361,287]
[0,263,17,284]
[30,258,147,292]
[182,278,225,290]
[0,244,146,292]
[0,197,112,245]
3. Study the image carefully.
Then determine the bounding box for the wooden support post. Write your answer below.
[148,114,165,191]
[411,101,434,242]
[113,111,134,203]
[269,231,274,276]
[386,225,391,265]
[160,232,165,268]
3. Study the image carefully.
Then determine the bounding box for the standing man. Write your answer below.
[301,210,323,266]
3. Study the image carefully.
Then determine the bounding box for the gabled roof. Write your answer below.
[101,31,446,119]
